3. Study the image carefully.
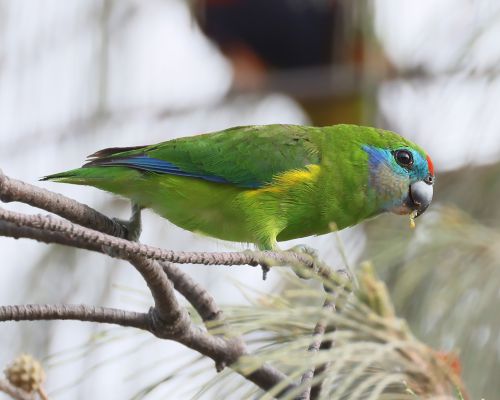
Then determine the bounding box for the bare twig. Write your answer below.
[298,299,336,400]
[0,303,294,395]
[0,378,34,400]
[0,206,345,287]
[0,171,126,237]
[0,211,297,394]
[161,262,223,322]
[309,328,334,399]
[298,270,352,400]
[127,255,188,329]
[0,220,222,323]
[0,304,149,330]
[0,220,99,253]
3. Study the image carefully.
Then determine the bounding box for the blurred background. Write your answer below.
[0,0,499,398]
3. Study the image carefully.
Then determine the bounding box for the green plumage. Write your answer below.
[43,124,429,249]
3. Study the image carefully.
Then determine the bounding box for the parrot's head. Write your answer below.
[362,136,434,219]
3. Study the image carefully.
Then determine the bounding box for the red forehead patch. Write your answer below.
[426,155,434,176]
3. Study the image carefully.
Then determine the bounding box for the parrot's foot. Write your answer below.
[285,244,320,280]
[286,244,318,259]
[104,203,143,258]
[113,203,143,242]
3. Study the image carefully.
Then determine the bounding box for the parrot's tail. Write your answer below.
[41,144,148,184]
[40,166,135,186]
[41,168,90,184]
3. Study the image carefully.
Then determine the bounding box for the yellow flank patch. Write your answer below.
[245,164,321,197]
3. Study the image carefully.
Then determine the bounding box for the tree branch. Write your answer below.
[0,171,126,237]
[161,262,222,322]
[127,255,189,330]
[297,299,335,400]
[0,206,344,286]
[1,172,343,396]
[0,304,149,330]
[0,212,297,395]
[0,221,222,323]
[0,303,294,395]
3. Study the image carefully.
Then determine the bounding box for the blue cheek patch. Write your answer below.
[362,145,410,212]
[362,146,400,173]
[362,145,429,183]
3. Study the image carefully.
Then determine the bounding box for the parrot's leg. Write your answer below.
[255,236,280,281]
[243,248,271,280]
[113,203,143,241]
[102,203,142,258]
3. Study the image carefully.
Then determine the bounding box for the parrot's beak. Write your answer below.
[408,177,434,217]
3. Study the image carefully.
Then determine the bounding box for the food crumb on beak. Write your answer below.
[409,210,418,229]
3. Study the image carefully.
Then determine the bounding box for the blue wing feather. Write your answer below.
[91,156,262,187]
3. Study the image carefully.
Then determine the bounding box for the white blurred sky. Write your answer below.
[375,0,500,170]
[1,0,499,399]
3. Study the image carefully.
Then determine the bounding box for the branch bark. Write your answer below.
[297,299,336,400]
[0,220,222,323]
[0,303,293,395]
[0,171,126,237]
[0,206,343,285]
[0,304,149,330]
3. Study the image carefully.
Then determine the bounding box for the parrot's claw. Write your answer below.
[286,244,318,258]
[285,244,320,279]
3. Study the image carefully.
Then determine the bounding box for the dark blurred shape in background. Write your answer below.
[199,0,338,69]
[196,0,371,125]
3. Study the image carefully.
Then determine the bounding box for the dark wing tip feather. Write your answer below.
[87,145,147,160]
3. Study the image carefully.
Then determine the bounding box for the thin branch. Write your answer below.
[299,270,351,400]
[0,221,222,323]
[0,303,294,395]
[0,170,126,237]
[0,220,99,253]
[0,304,149,330]
[0,216,296,394]
[127,255,193,338]
[0,170,345,315]
[161,262,222,322]
[298,299,336,400]
[0,378,33,400]
[0,207,344,286]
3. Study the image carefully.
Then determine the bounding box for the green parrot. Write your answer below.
[42,124,434,250]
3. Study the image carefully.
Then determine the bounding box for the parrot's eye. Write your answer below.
[393,149,414,169]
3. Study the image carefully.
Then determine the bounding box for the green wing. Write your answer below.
[83,124,321,188]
